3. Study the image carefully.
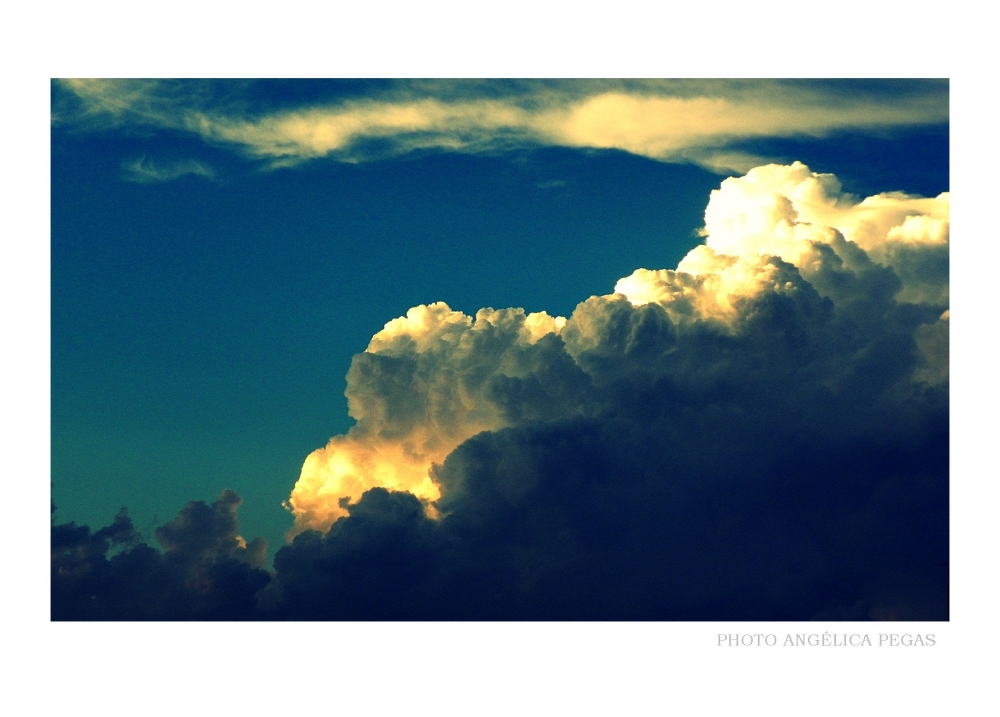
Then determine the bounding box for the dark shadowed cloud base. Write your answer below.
[53,207,948,619]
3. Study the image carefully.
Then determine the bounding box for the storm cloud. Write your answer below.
[52,162,948,620]
[52,490,270,620]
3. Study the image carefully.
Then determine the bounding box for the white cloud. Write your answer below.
[55,80,948,172]
[614,162,949,319]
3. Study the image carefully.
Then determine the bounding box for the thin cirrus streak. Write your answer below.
[285,161,949,537]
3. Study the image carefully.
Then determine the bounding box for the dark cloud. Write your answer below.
[261,274,947,619]
[262,488,446,619]
[52,163,948,620]
[52,491,270,620]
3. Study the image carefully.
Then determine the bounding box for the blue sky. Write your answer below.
[51,79,949,565]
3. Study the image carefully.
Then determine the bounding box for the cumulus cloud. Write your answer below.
[285,304,572,535]
[291,161,948,523]
[266,162,949,619]
[53,79,948,172]
[52,490,269,620]
[53,161,948,620]
[619,161,949,317]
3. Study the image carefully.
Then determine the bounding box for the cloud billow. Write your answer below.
[52,490,270,620]
[269,161,948,620]
[52,162,948,620]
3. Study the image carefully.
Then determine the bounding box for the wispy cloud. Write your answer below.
[54,79,948,172]
[121,156,215,183]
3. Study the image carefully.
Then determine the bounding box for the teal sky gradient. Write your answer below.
[50,79,949,560]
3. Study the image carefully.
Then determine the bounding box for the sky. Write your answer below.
[48,78,951,621]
